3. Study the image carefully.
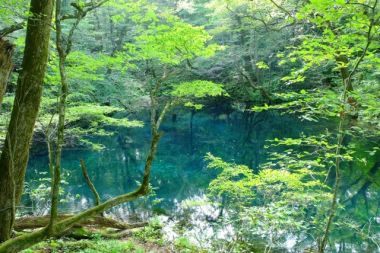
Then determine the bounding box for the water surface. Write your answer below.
[25,111,380,252]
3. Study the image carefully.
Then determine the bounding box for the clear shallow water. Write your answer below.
[24,111,380,252]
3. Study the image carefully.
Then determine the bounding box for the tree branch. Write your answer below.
[0,23,25,37]
[268,0,294,19]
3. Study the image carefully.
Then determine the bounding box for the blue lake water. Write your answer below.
[24,111,380,252]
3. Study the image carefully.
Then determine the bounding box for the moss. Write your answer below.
[21,239,145,253]
[132,220,164,246]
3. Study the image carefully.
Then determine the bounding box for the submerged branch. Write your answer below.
[80,159,101,207]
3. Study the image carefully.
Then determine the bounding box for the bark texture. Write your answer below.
[0,39,13,106]
[0,0,54,242]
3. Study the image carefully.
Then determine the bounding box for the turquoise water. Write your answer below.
[26,112,322,211]
[25,111,380,252]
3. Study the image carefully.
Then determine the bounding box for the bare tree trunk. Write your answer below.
[0,0,54,242]
[0,39,13,107]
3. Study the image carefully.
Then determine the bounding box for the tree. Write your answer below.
[272,1,379,251]
[0,0,54,242]
[49,0,111,233]
[251,0,379,251]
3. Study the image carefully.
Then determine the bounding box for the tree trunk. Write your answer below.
[48,4,68,228]
[0,39,13,106]
[0,0,54,242]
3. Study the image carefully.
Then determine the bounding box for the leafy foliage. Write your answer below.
[126,16,223,65]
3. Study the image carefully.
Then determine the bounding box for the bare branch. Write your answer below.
[268,0,294,19]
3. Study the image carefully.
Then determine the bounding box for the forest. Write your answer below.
[0,0,379,252]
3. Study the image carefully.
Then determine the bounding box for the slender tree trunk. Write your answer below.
[190,110,195,153]
[48,0,108,233]
[44,0,111,237]
[0,39,13,106]
[0,0,54,242]
[48,0,68,227]
[318,105,345,252]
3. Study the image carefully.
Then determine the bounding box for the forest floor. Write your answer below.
[18,220,202,253]
[20,238,173,253]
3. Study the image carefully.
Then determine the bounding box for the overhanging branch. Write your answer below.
[0,23,25,37]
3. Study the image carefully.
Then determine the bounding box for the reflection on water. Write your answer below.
[25,111,380,252]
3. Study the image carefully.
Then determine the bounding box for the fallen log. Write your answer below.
[62,227,138,240]
[14,215,147,231]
